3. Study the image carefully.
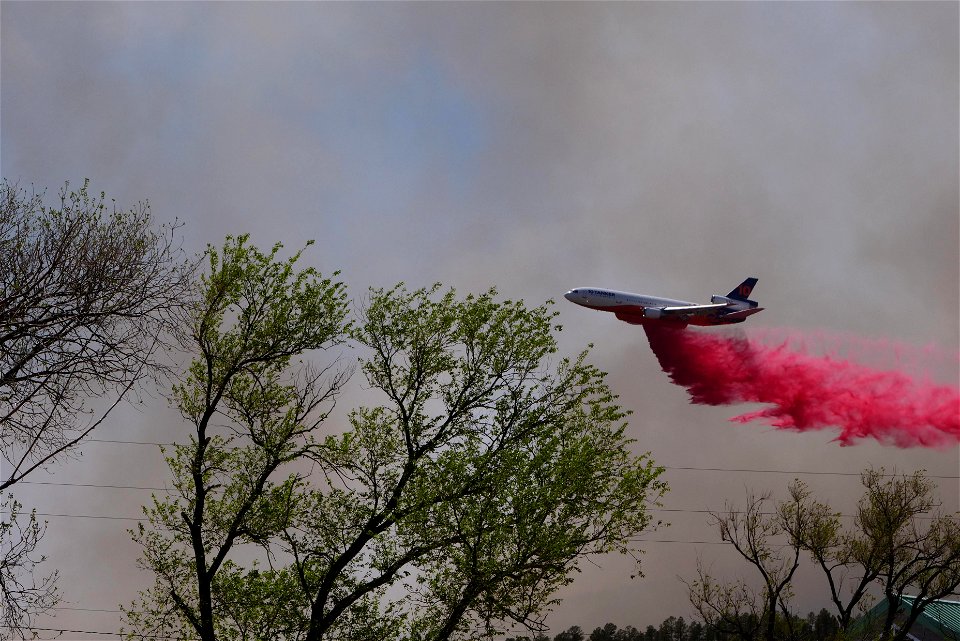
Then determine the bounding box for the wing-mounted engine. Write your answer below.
[642,308,663,319]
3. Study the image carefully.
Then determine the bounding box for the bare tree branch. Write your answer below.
[0,179,193,636]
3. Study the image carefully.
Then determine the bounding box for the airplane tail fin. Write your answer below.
[726,278,759,305]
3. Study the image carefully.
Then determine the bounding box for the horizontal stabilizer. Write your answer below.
[721,307,764,321]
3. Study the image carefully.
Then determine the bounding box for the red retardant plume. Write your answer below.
[643,325,960,447]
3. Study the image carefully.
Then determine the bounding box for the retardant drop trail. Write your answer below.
[643,325,960,447]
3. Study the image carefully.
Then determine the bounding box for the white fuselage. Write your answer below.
[564,288,694,310]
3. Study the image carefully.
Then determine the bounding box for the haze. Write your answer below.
[2,2,957,637]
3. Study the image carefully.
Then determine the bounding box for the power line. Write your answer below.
[663,466,960,480]
[13,446,957,524]
[78,439,960,480]
[21,480,170,491]
[23,505,946,523]
[24,503,787,537]
[0,625,196,640]
[34,512,144,522]
[19,466,960,491]
[634,538,730,545]
[649,508,940,521]
[88,438,171,446]
[53,605,123,613]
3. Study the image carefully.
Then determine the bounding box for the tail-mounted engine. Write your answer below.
[711,295,759,309]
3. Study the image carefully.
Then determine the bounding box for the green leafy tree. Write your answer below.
[856,469,960,641]
[555,626,586,641]
[656,617,676,641]
[811,609,838,641]
[295,283,665,641]
[778,470,960,641]
[591,623,620,641]
[125,238,667,641]
[673,617,688,641]
[124,235,351,641]
[615,625,643,641]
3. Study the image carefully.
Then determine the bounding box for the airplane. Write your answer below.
[564,278,763,327]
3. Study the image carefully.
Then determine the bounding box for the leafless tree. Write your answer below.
[1,496,58,636]
[0,179,192,638]
[0,179,192,488]
[686,559,764,641]
[686,490,808,641]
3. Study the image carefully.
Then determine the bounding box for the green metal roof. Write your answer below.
[861,595,960,638]
[900,595,960,635]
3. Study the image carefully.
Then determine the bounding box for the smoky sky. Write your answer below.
[2,2,958,636]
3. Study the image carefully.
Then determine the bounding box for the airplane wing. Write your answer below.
[659,303,729,318]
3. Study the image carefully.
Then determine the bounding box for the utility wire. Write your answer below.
[81,438,960,479]
[13,447,953,636]
[634,538,730,545]
[0,625,196,640]
[88,438,170,446]
[664,465,960,479]
[23,506,945,523]
[19,504,782,539]
[14,444,956,521]
[34,511,144,522]
[21,480,171,491]
[20,468,960,490]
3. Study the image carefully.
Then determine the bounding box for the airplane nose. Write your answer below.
[564,290,578,303]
